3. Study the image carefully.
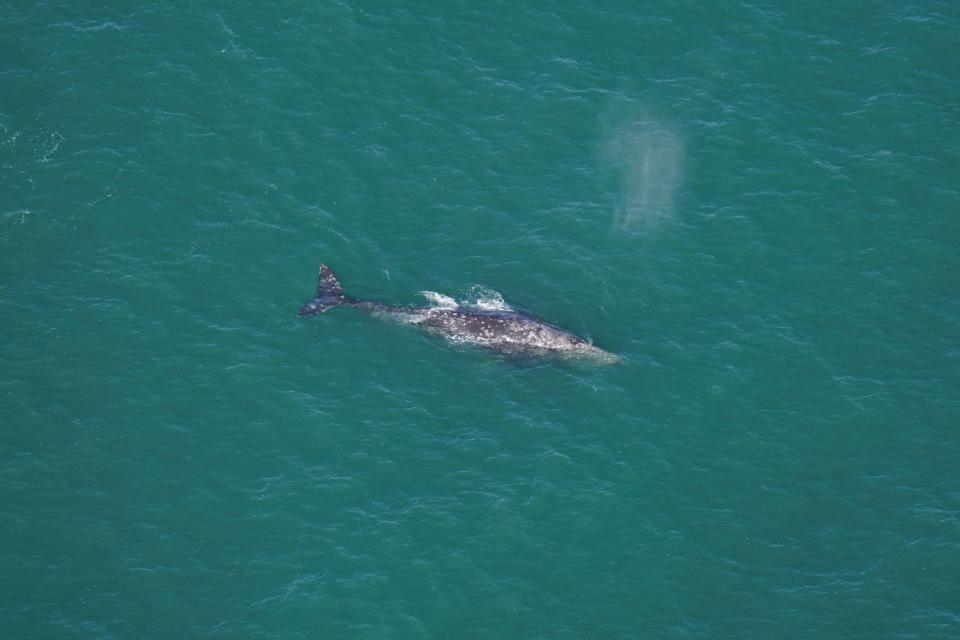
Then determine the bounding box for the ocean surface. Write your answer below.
[2,2,958,638]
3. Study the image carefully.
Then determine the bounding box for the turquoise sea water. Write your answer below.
[2,2,958,637]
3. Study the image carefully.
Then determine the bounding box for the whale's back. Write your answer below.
[412,308,612,359]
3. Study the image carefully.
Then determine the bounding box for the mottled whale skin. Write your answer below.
[299,264,619,363]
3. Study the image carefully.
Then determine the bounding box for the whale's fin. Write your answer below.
[299,263,350,317]
[317,263,344,297]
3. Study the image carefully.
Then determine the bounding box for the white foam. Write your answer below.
[462,286,513,312]
[418,291,458,309]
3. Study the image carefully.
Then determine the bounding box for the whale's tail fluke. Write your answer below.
[298,263,353,316]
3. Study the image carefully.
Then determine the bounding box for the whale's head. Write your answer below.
[571,341,623,364]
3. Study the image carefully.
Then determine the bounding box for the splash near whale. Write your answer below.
[298,264,620,363]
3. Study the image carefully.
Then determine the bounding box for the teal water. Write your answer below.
[3,2,958,637]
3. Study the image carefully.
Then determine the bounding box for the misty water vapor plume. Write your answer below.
[602,113,684,231]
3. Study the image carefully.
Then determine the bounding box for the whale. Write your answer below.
[298,264,620,363]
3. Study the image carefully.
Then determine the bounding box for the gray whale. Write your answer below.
[299,264,619,363]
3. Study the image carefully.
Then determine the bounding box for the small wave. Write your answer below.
[418,291,458,309]
[418,287,514,313]
[461,286,513,312]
